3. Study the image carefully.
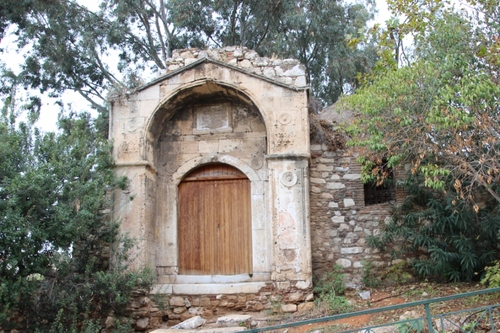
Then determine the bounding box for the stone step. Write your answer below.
[216,314,253,328]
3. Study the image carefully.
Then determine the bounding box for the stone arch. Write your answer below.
[150,78,270,285]
[172,154,261,186]
[143,80,270,155]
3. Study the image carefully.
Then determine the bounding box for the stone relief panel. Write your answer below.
[193,104,232,134]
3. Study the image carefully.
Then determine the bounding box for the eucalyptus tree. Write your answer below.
[1,0,378,113]
[170,0,378,105]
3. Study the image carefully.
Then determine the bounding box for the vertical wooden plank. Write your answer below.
[178,164,252,275]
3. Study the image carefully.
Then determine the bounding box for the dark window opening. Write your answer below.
[364,163,396,205]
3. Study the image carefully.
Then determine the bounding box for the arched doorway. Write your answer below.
[177,163,252,275]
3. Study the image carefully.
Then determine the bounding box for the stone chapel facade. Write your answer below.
[109,47,397,318]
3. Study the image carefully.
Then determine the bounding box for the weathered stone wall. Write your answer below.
[309,143,395,286]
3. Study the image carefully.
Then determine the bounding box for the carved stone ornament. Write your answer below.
[273,132,294,148]
[126,118,139,132]
[281,171,298,187]
[251,157,263,170]
[278,112,292,125]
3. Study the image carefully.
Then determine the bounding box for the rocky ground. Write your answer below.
[151,282,500,333]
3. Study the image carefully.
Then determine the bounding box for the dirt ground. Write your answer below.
[262,282,500,333]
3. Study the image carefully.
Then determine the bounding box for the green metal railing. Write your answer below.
[241,287,500,333]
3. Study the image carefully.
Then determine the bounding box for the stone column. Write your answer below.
[266,154,312,290]
[112,163,156,271]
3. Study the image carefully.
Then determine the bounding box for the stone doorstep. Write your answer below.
[150,328,246,333]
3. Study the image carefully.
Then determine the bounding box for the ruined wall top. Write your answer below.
[161,47,308,88]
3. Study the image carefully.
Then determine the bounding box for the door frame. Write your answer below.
[157,154,271,283]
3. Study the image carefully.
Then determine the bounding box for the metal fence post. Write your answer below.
[425,303,434,333]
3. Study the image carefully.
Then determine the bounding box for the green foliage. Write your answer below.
[346,0,500,282]
[395,320,423,333]
[345,6,500,205]
[0,109,153,331]
[362,261,413,287]
[314,266,352,314]
[314,265,346,296]
[380,261,413,286]
[367,174,500,282]
[481,261,500,288]
[362,261,381,288]
[1,0,378,111]
[315,292,352,315]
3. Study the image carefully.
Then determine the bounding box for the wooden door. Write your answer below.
[178,164,252,275]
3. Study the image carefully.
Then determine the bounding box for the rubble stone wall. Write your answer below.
[162,46,308,88]
[123,285,314,331]
[309,143,397,286]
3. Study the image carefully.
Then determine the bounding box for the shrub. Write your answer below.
[0,112,154,331]
[367,173,500,282]
[481,261,500,288]
[314,265,352,314]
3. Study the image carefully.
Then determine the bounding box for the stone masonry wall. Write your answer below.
[123,285,314,331]
[309,143,396,287]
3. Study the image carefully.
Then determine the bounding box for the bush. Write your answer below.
[367,173,500,282]
[481,261,500,288]
[0,112,154,331]
[314,266,352,314]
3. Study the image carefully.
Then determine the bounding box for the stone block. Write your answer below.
[287,293,303,302]
[353,261,364,268]
[233,48,243,58]
[200,297,211,307]
[171,316,206,329]
[263,67,275,78]
[217,314,253,327]
[344,198,355,207]
[254,57,268,66]
[245,51,258,60]
[169,296,185,307]
[341,247,363,254]
[336,258,352,267]
[331,216,345,223]
[317,164,333,171]
[343,173,361,180]
[173,307,186,314]
[326,182,346,189]
[298,302,315,312]
[239,59,252,69]
[281,304,298,312]
[135,317,150,331]
[295,76,307,86]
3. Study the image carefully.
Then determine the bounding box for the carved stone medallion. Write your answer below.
[281,171,298,187]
